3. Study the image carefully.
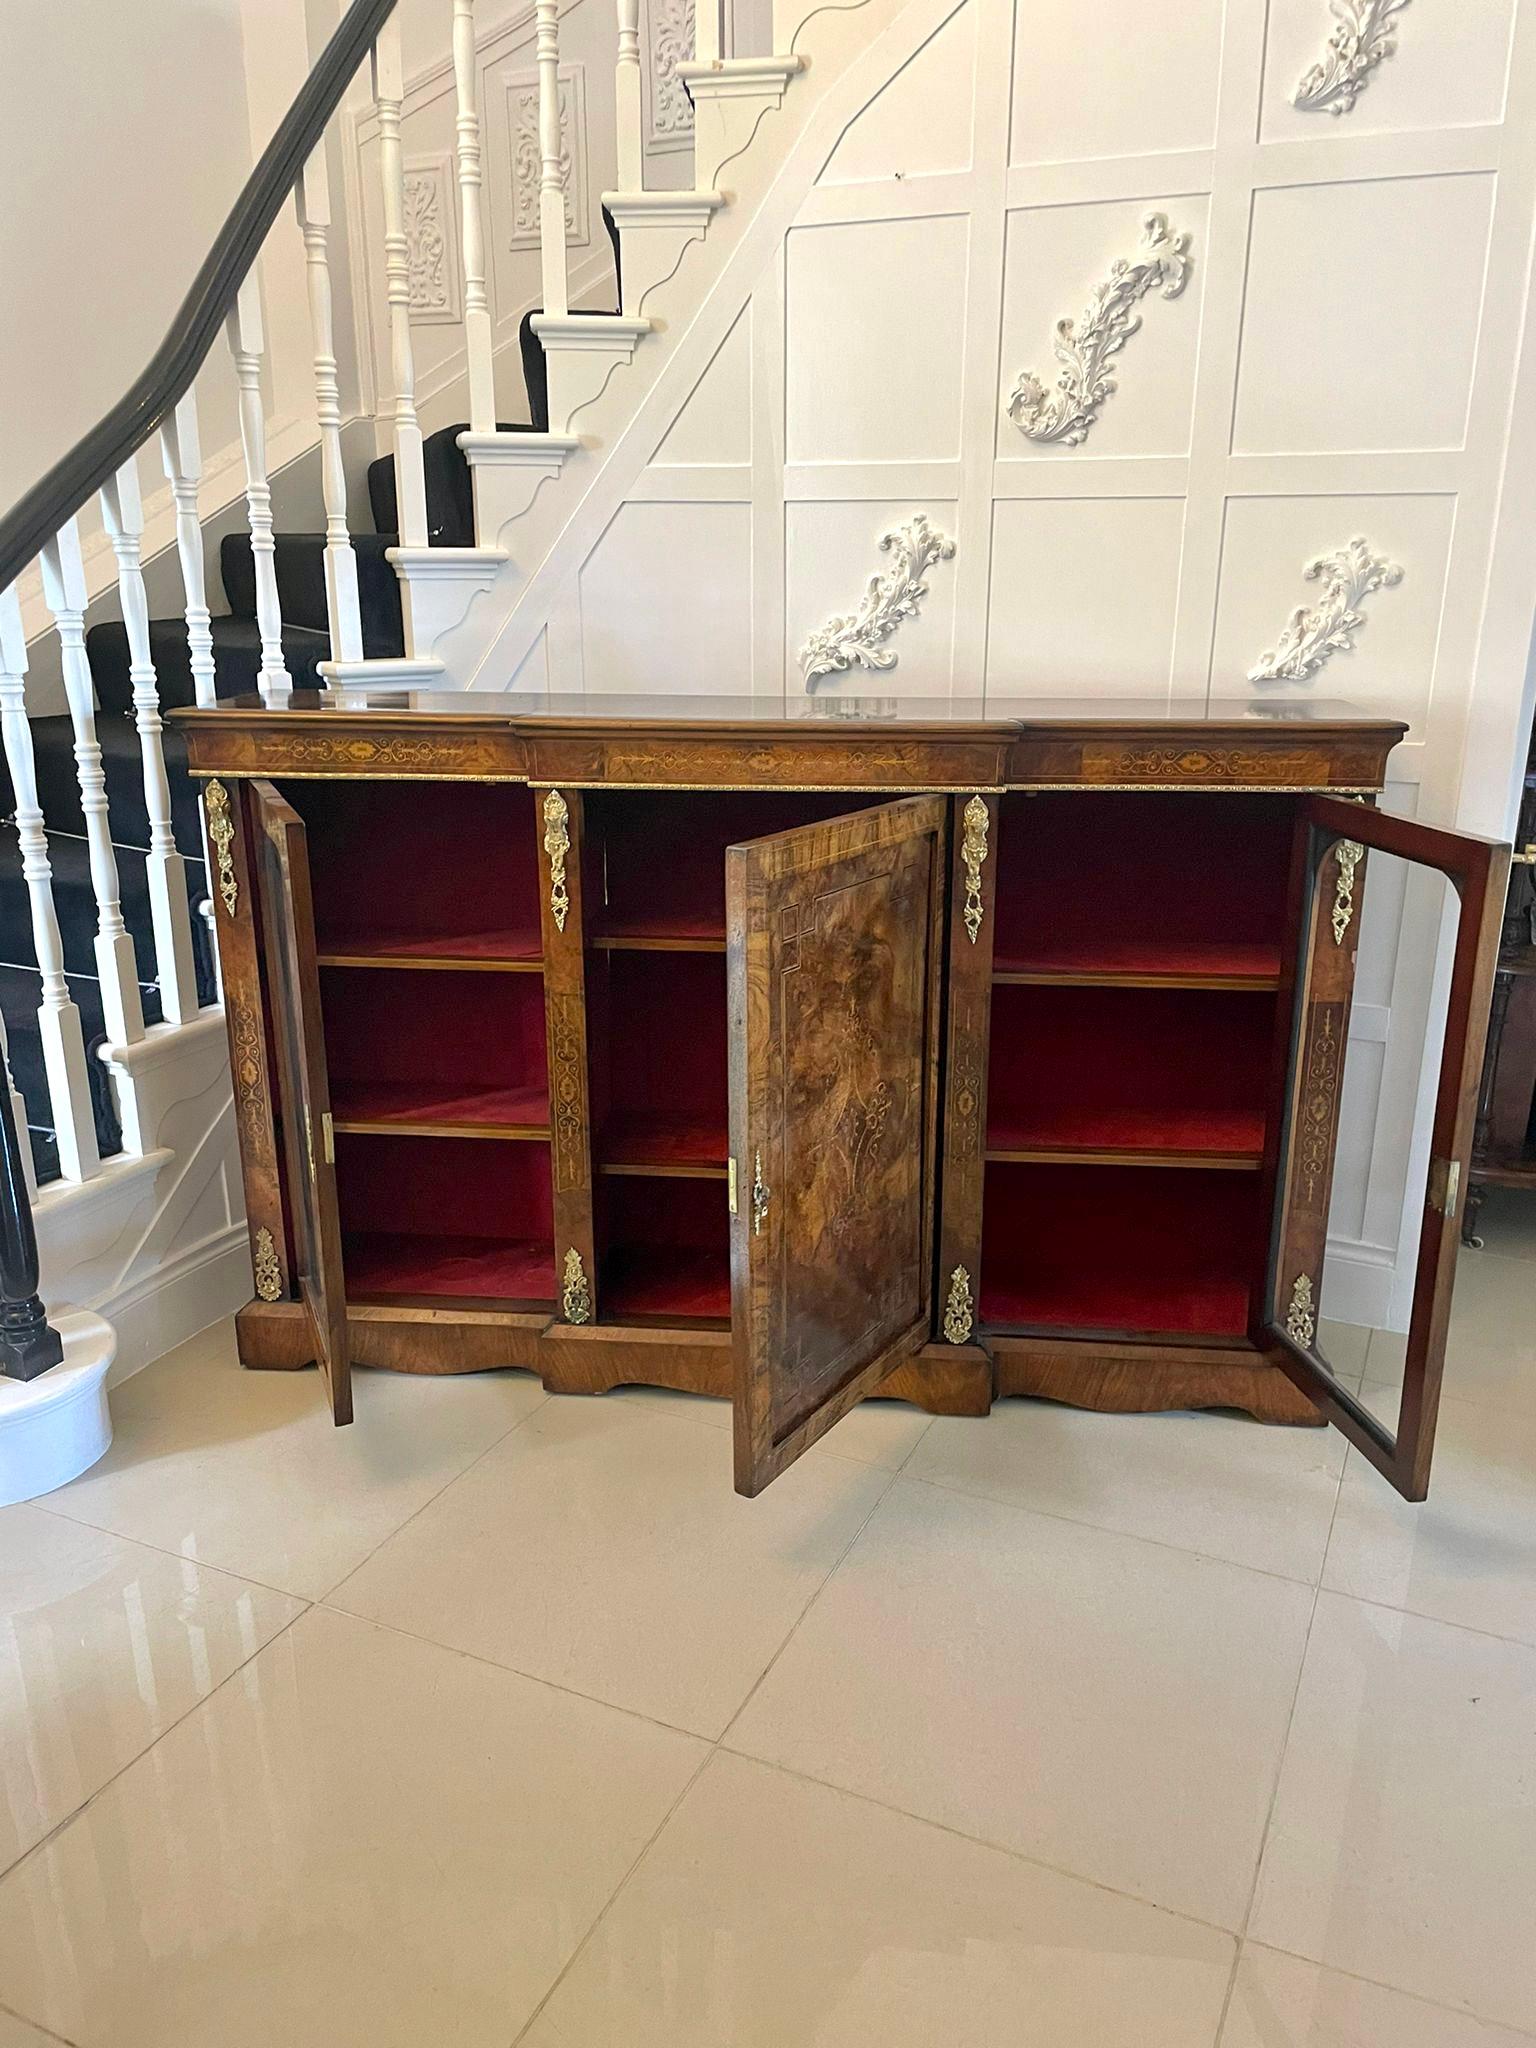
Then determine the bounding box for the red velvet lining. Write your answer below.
[992,793,1296,981]
[331,1081,549,1130]
[599,1173,730,1319]
[334,1133,554,1302]
[591,951,728,1166]
[291,783,543,958]
[345,1233,556,1302]
[980,1162,1255,1336]
[322,969,548,1113]
[986,985,1272,1160]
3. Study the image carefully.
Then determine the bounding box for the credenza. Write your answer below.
[175,693,1508,1502]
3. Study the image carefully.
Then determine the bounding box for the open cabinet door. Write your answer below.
[249,781,352,1426]
[728,797,948,1496]
[1263,795,1508,1499]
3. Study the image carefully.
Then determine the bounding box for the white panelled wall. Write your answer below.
[495,0,1536,1330]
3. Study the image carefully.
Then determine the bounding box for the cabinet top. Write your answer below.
[174,691,1407,793]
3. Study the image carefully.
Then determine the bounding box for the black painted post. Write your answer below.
[0,1070,62,1382]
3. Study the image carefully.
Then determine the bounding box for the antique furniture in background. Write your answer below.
[176,693,1508,1503]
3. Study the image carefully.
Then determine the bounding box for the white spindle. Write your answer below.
[694,0,721,65]
[0,588,99,1181]
[452,0,496,434]
[226,278,293,697]
[99,459,200,1028]
[535,0,569,318]
[615,0,643,192]
[37,521,146,1051]
[158,393,217,709]
[373,19,430,546]
[296,155,364,662]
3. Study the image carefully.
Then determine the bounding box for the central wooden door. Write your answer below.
[727,797,948,1495]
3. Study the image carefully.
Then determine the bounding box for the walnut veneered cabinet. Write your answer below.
[176,694,1509,1502]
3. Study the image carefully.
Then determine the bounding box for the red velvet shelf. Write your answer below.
[992,939,1281,989]
[980,1269,1251,1338]
[318,928,543,969]
[985,1107,1265,1167]
[601,1246,732,1321]
[344,1232,556,1303]
[589,908,726,952]
[330,1079,550,1137]
[598,1115,728,1175]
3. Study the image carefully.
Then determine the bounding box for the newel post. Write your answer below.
[0,1074,62,1383]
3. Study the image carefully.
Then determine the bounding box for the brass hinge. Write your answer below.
[1511,844,1536,866]
[1428,1156,1461,1220]
[321,1111,335,1165]
[727,1156,739,1216]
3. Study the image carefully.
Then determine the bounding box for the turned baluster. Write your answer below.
[373,16,430,546]
[99,459,201,1026]
[615,0,643,192]
[535,0,569,318]
[452,0,497,435]
[0,589,99,1182]
[694,0,721,66]
[296,153,364,662]
[227,278,293,697]
[158,392,217,709]
[0,1062,61,1383]
[38,520,146,1051]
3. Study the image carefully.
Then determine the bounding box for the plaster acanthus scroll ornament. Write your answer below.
[508,71,587,248]
[648,0,696,144]
[403,167,450,315]
[1007,213,1192,447]
[1248,537,1404,684]
[799,516,957,691]
[1293,0,1412,116]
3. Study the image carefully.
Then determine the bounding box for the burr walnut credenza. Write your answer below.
[174,692,1508,1502]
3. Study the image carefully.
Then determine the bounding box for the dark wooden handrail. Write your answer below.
[0,0,397,598]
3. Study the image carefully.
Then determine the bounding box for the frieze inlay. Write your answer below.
[507,69,588,250]
[1007,212,1192,447]
[960,795,989,944]
[227,986,273,1160]
[949,1043,984,1162]
[547,993,587,1193]
[543,789,571,931]
[1297,1003,1344,1207]
[1249,538,1404,684]
[562,1247,592,1324]
[252,733,488,773]
[402,156,460,323]
[1286,1272,1318,1349]
[1106,746,1316,785]
[205,778,238,917]
[1293,0,1411,115]
[800,516,957,691]
[1332,839,1365,945]
[647,0,696,145]
[252,1225,283,1302]
[943,1265,974,1346]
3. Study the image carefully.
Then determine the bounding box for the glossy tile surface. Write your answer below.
[331,1398,890,1735]
[0,1606,705,2048]
[613,1381,935,1469]
[1221,1946,1534,2046]
[0,1505,302,1873]
[43,1319,549,1598]
[1366,1250,1536,1414]
[522,1752,1236,2048]
[0,2009,77,2046]
[728,1476,1315,1928]
[908,1397,1346,1581]
[1251,1592,1536,2034]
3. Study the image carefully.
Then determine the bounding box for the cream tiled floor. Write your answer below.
[3,1200,1535,2047]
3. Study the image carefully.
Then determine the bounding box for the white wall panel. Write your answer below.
[996,196,1210,463]
[1009,0,1223,166]
[579,501,752,692]
[985,497,1185,696]
[784,215,970,465]
[820,2,978,184]
[1233,174,1496,457]
[653,309,753,467]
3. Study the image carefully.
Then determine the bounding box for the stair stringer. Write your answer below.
[422,0,953,688]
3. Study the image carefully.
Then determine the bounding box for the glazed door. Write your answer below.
[727,797,948,1496]
[250,781,352,1426]
[1262,796,1508,1499]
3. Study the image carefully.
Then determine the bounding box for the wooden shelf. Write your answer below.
[601,1245,732,1322]
[343,1232,556,1304]
[589,908,726,953]
[993,940,1281,992]
[985,1108,1264,1172]
[597,1116,728,1178]
[318,930,543,972]
[330,1080,550,1140]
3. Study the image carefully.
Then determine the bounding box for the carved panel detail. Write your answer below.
[506,67,589,250]
[1249,538,1404,684]
[800,516,957,691]
[646,0,696,147]
[402,155,461,323]
[1293,0,1411,115]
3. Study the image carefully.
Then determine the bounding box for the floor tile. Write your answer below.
[1324,1383,1536,1647]
[0,1506,302,1875]
[908,1398,1345,1582]
[0,1606,705,2048]
[44,1319,548,1599]
[521,1751,1235,2048]
[727,1477,1315,1930]
[330,1399,890,1737]
[1221,1945,1534,2046]
[612,1383,933,1470]
[1251,1592,1536,2034]
[0,2007,78,2046]
[1319,1320,1372,1381]
[1366,1252,1536,1415]
[1466,1187,1536,1263]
